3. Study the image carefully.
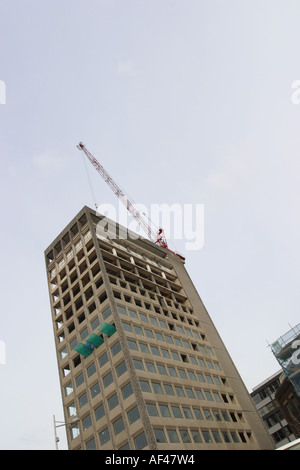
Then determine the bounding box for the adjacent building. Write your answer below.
[250,371,295,448]
[44,206,274,450]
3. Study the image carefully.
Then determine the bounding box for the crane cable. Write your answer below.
[81,151,99,210]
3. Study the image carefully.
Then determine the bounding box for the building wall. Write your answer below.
[45,206,274,450]
[275,377,300,439]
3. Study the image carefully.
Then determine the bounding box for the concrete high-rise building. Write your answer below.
[250,371,295,448]
[44,206,274,450]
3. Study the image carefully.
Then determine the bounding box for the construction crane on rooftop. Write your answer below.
[77,142,185,261]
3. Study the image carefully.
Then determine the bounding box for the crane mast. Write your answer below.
[77,142,184,260]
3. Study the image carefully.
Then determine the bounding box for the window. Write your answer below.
[128,309,137,318]
[155,332,164,342]
[204,390,213,401]
[86,438,96,450]
[203,409,213,420]
[95,404,105,421]
[161,348,170,359]
[154,429,167,443]
[90,382,101,398]
[70,424,80,440]
[65,383,73,396]
[103,371,113,388]
[222,431,231,443]
[185,388,195,399]
[167,429,180,443]
[79,392,88,408]
[213,376,221,386]
[231,431,240,443]
[145,362,156,373]
[151,346,160,356]
[134,325,143,336]
[178,369,187,379]
[202,430,213,443]
[196,372,205,382]
[205,374,213,384]
[128,339,138,351]
[146,403,159,416]
[60,347,68,359]
[67,403,76,417]
[118,442,130,450]
[212,431,222,443]
[182,407,193,419]
[167,366,177,377]
[164,384,175,396]
[145,329,154,338]
[75,373,84,387]
[191,429,202,443]
[127,406,140,424]
[99,427,110,445]
[165,335,173,344]
[108,393,119,410]
[139,380,151,393]
[122,322,132,332]
[212,410,222,421]
[192,408,203,420]
[102,307,112,321]
[87,362,96,377]
[195,389,204,400]
[121,382,133,399]
[99,352,108,367]
[82,414,92,430]
[152,382,163,394]
[157,364,167,375]
[80,327,89,340]
[140,343,150,354]
[91,317,100,330]
[179,429,191,443]
[140,313,148,323]
[116,361,127,377]
[117,305,127,316]
[113,416,125,435]
[171,351,180,361]
[187,371,196,381]
[134,432,147,450]
[159,405,171,417]
[133,359,144,370]
[174,386,185,397]
[221,411,230,422]
[111,341,122,356]
[171,406,183,419]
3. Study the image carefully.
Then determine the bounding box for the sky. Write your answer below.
[1,0,300,450]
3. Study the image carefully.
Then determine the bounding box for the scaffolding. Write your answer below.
[270,323,300,397]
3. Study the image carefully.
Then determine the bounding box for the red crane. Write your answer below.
[77,142,184,260]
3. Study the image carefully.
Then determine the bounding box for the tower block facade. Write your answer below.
[45,206,274,450]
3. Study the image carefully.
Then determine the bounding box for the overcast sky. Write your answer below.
[1,0,300,449]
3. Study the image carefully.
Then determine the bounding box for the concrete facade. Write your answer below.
[44,206,274,450]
